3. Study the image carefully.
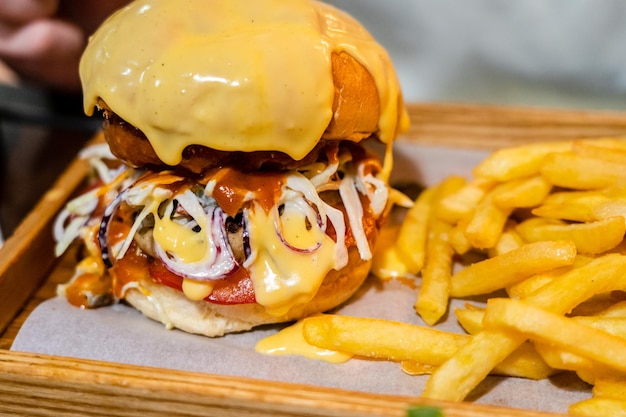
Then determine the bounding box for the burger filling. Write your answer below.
[55,141,390,317]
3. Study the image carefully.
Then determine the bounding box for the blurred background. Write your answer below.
[328,0,626,111]
[3,0,626,243]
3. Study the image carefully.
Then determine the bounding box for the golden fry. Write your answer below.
[473,141,572,182]
[463,189,513,249]
[447,219,472,255]
[506,255,592,299]
[570,375,626,416]
[301,314,465,364]
[487,225,524,257]
[533,342,595,372]
[423,254,626,402]
[492,174,552,209]
[573,138,626,165]
[395,187,436,275]
[573,316,626,339]
[593,377,626,399]
[515,216,626,255]
[422,329,526,402]
[593,199,626,221]
[494,341,556,380]
[541,152,626,190]
[569,397,626,417]
[303,314,553,380]
[415,177,463,325]
[416,216,453,325]
[437,177,495,223]
[484,298,626,374]
[454,307,484,335]
[531,191,610,222]
[450,240,577,297]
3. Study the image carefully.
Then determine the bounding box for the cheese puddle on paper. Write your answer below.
[255,315,353,363]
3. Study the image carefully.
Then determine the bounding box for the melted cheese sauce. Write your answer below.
[245,202,339,317]
[255,316,353,363]
[80,0,408,165]
[182,278,215,301]
[152,206,207,263]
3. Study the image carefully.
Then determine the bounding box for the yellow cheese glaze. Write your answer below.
[255,316,353,363]
[245,202,338,317]
[182,278,215,301]
[153,211,207,263]
[79,0,408,165]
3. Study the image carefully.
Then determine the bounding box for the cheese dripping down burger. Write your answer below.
[54,0,409,337]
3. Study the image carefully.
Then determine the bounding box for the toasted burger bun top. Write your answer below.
[79,0,409,167]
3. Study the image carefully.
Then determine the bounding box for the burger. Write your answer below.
[54,0,409,337]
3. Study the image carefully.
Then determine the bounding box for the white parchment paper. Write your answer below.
[11,143,591,414]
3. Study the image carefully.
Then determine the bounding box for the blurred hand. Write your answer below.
[0,0,129,91]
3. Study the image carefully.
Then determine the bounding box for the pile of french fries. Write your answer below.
[302,138,626,415]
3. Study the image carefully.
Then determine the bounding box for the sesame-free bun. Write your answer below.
[79,0,408,171]
[124,247,371,337]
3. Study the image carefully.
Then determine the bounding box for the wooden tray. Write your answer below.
[2,102,626,416]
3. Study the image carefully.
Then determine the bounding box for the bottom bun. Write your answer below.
[124,247,372,337]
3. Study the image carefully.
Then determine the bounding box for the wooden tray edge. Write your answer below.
[0,350,563,417]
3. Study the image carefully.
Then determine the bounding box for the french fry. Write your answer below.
[303,314,554,380]
[447,219,472,255]
[531,191,610,222]
[422,328,528,401]
[541,152,626,190]
[570,376,626,416]
[506,255,593,299]
[437,177,495,223]
[569,397,626,417]
[454,306,557,380]
[533,341,595,372]
[302,314,465,364]
[415,215,453,326]
[463,188,513,249]
[593,199,626,221]
[492,174,552,209]
[523,253,626,313]
[573,316,626,339]
[515,216,626,255]
[593,376,626,399]
[570,292,626,317]
[405,346,555,381]
[454,307,484,335]
[487,221,524,257]
[573,138,626,164]
[576,369,599,385]
[506,273,554,299]
[450,240,577,297]
[395,187,436,275]
[483,298,626,374]
[472,141,572,182]
[422,254,626,402]
[415,177,462,325]
[494,340,556,380]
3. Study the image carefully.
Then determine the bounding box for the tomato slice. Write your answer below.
[148,258,256,305]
